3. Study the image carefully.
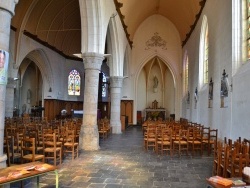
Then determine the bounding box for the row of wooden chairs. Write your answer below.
[143,120,218,157]
[213,138,250,178]
[4,120,80,167]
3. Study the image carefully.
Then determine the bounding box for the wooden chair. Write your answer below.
[29,130,43,154]
[173,129,188,156]
[157,128,172,156]
[202,127,210,155]
[231,151,250,177]
[9,132,22,164]
[21,137,45,163]
[4,135,11,167]
[98,122,108,139]
[187,128,203,156]
[63,130,79,160]
[218,144,230,177]
[213,141,223,176]
[144,125,157,152]
[43,133,62,166]
[203,129,218,156]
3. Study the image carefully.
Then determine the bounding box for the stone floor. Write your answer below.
[11,125,214,188]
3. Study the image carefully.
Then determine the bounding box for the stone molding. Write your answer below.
[110,76,123,88]
[0,0,19,16]
[82,52,104,70]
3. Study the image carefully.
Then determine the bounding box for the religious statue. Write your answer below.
[187,91,190,104]
[209,78,213,100]
[221,70,228,97]
[153,76,158,93]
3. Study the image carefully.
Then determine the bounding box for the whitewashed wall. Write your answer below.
[131,14,182,124]
[182,0,250,141]
[7,31,85,113]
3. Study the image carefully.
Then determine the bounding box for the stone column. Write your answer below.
[110,76,123,134]
[79,52,104,150]
[0,0,19,168]
[5,77,16,117]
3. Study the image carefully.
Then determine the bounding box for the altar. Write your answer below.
[144,108,166,120]
[144,100,166,120]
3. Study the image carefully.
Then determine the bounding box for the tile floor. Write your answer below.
[11,125,214,188]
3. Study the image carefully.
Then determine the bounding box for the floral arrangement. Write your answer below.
[151,111,160,119]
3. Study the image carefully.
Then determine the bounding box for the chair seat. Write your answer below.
[174,140,187,145]
[44,147,61,152]
[188,140,202,144]
[23,154,44,160]
[64,142,78,146]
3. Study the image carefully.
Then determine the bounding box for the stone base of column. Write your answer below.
[79,125,100,150]
[0,154,7,169]
[111,121,122,134]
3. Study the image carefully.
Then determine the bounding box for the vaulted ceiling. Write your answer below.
[11,0,205,59]
[115,0,206,46]
[12,0,81,59]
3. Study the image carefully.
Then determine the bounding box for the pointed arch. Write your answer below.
[25,49,53,92]
[134,53,181,123]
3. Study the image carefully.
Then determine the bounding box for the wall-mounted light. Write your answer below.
[49,87,52,92]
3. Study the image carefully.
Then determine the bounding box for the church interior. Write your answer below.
[0,0,250,187]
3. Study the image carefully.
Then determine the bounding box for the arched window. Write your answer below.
[199,15,209,87]
[68,69,80,96]
[183,54,189,95]
[204,26,209,84]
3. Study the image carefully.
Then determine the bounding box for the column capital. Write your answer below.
[0,0,19,16]
[110,76,123,88]
[6,77,17,88]
[82,52,104,70]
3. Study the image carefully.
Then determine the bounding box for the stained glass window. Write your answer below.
[68,69,80,96]
[102,73,107,97]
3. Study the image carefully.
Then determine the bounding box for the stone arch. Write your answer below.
[107,12,126,76]
[134,53,181,123]
[25,49,53,92]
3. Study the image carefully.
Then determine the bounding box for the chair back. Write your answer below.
[43,133,56,149]
[21,137,36,161]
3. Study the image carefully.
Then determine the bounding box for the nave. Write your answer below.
[10,125,213,188]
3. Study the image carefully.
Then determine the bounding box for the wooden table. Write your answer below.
[206,178,250,188]
[0,161,58,188]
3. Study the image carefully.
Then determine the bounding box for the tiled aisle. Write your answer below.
[12,126,213,188]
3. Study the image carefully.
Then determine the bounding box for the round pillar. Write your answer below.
[0,0,19,168]
[110,76,123,134]
[79,52,104,150]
